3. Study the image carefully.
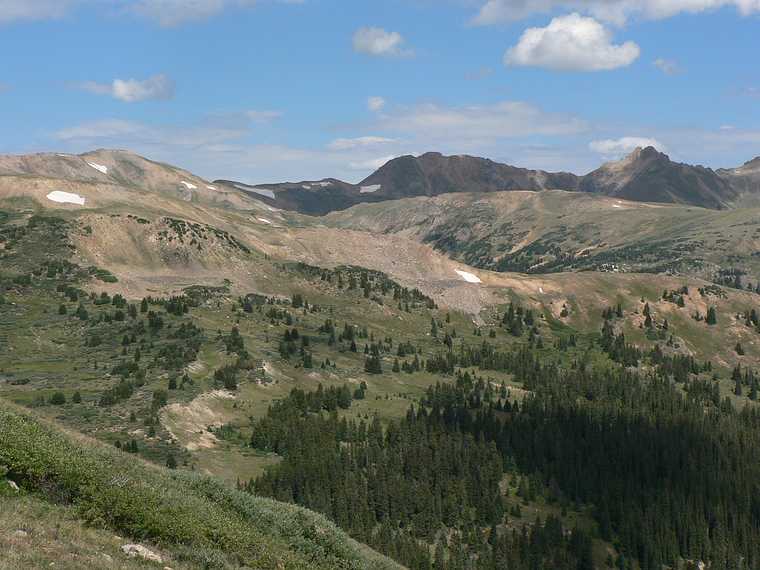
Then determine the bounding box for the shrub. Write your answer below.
[0,402,400,570]
[49,392,66,406]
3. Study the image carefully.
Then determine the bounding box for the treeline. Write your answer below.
[288,262,437,310]
[422,366,760,569]
[247,384,594,570]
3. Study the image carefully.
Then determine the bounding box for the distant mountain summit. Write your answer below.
[222,152,582,215]
[359,152,580,199]
[580,147,737,209]
[718,156,760,194]
[1,147,757,216]
[220,148,760,215]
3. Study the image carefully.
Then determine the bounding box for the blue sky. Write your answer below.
[0,0,759,183]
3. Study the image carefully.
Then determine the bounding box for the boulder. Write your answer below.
[121,544,163,564]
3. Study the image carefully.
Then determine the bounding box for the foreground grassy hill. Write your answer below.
[0,400,402,570]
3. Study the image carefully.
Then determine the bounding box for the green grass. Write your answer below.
[0,495,200,570]
[0,400,402,570]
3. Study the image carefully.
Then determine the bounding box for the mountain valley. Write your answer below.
[3,149,760,569]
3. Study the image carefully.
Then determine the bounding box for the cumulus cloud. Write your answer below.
[328,136,398,151]
[367,96,386,112]
[505,14,640,71]
[473,0,760,25]
[79,74,175,103]
[653,58,681,75]
[590,136,666,157]
[353,27,412,57]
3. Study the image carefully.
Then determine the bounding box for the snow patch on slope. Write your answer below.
[180,181,197,190]
[241,186,276,200]
[86,161,108,175]
[303,181,331,190]
[360,184,382,194]
[47,191,85,206]
[455,270,482,284]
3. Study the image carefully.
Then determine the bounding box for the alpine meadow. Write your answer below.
[2,2,760,570]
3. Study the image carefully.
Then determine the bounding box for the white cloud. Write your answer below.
[377,100,588,141]
[0,0,283,27]
[79,74,175,102]
[465,67,495,80]
[473,0,760,25]
[127,0,257,27]
[245,110,283,123]
[55,119,148,141]
[653,58,681,75]
[348,156,399,171]
[590,136,665,157]
[328,136,398,151]
[505,14,640,71]
[353,27,412,57]
[50,114,408,183]
[54,117,247,148]
[0,0,75,23]
[367,96,386,112]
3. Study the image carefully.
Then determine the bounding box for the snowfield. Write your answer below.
[240,185,276,199]
[47,191,86,206]
[257,217,273,225]
[360,184,382,194]
[455,270,482,284]
[206,185,217,191]
[303,181,331,190]
[86,161,109,175]
[180,181,198,190]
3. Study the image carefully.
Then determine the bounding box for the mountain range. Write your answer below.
[219,147,760,215]
[5,146,760,569]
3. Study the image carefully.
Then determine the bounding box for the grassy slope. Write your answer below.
[0,400,402,570]
[1,495,201,570]
[322,190,760,280]
[3,179,760,567]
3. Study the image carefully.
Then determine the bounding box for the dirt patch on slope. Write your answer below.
[160,390,236,452]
